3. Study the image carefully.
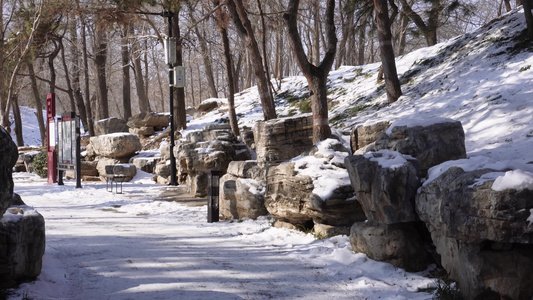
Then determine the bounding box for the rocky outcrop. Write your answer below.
[94,117,129,136]
[350,121,390,152]
[254,115,314,167]
[0,206,46,288]
[220,161,267,220]
[265,139,366,234]
[89,133,142,159]
[127,112,169,130]
[175,124,251,197]
[354,119,466,176]
[417,166,533,299]
[0,126,18,216]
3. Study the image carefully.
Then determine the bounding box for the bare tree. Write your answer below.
[284,0,337,143]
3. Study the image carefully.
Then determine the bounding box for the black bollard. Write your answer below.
[207,170,222,223]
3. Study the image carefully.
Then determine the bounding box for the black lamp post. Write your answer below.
[163,11,178,186]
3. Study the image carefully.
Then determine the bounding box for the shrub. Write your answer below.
[33,150,48,178]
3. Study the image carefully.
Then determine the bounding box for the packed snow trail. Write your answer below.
[10,175,434,300]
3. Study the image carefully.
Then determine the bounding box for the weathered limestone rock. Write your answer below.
[175,125,251,197]
[350,121,390,152]
[129,126,155,137]
[417,166,533,299]
[90,133,142,159]
[197,99,220,113]
[80,161,99,177]
[254,115,314,167]
[265,139,366,232]
[130,157,158,174]
[350,222,433,272]
[127,112,169,130]
[220,161,267,220]
[0,126,18,216]
[0,206,46,288]
[355,120,466,175]
[345,150,420,224]
[94,117,129,136]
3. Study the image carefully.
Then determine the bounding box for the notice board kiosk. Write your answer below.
[57,112,82,188]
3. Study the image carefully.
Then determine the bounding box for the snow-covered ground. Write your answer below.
[9,172,435,300]
[6,7,533,300]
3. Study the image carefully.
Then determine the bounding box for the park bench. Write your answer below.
[103,165,126,194]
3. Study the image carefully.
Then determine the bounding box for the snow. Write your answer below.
[492,169,533,191]
[8,174,435,300]
[364,150,414,170]
[6,7,533,299]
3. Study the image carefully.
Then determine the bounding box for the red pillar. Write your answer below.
[46,94,57,184]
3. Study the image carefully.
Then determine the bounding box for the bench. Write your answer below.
[103,165,126,194]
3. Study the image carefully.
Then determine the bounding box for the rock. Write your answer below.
[175,125,251,197]
[220,173,267,220]
[81,161,99,177]
[197,99,220,113]
[265,139,366,231]
[90,133,142,159]
[127,112,169,130]
[130,157,158,174]
[254,115,314,167]
[351,121,390,152]
[240,128,255,150]
[356,119,466,176]
[350,221,433,272]
[416,166,533,299]
[0,206,46,288]
[0,126,18,216]
[155,163,170,179]
[12,193,24,206]
[129,126,155,137]
[94,117,129,136]
[345,150,420,224]
[96,158,125,176]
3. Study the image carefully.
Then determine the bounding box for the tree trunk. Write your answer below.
[59,40,77,113]
[70,14,89,132]
[132,38,151,113]
[357,18,368,65]
[121,24,132,121]
[228,0,277,121]
[397,0,438,46]
[523,0,533,40]
[284,0,337,144]
[214,0,240,137]
[12,95,23,146]
[27,62,46,145]
[81,13,95,136]
[95,24,109,120]
[374,0,402,103]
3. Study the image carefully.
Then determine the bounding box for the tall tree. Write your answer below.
[523,0,533,40]
[374,0,402,103]
[397,0,441,46]
[227,0,277,121]
[284,0,337,143]
[94,15,109,120]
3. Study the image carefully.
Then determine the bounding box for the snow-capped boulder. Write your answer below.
[416,166,533,299]
[0,126,18,216]
[0,206,45,288]
[354,119,466,176]
[345,150,420,224]
[127,112,169,130]
[264,139,366,234]
[89,133,142,159]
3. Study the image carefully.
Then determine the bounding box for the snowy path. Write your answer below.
[10,175,434,300]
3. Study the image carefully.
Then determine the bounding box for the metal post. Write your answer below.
[75,114,82,189]
[165,11,177,186]
[207,170,222,223]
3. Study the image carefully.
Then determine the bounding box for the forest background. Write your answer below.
[0,0,528,147]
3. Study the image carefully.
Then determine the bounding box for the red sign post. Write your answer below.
[46,93,57,184]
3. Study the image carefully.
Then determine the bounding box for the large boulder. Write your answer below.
[254,115,314,167]
[417,165,533,299]
[127,112,169,130]
[350,121,390,152]
[0,206,46,288]
[0,126,18,216]
[265,139,366,233]
[354,119,466,176]
[345,150,420,224]
[175,124,251,197]
[220,161,267,220]
[350,222,433,272]
[90,133,142,159]
[94,117,129,136]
